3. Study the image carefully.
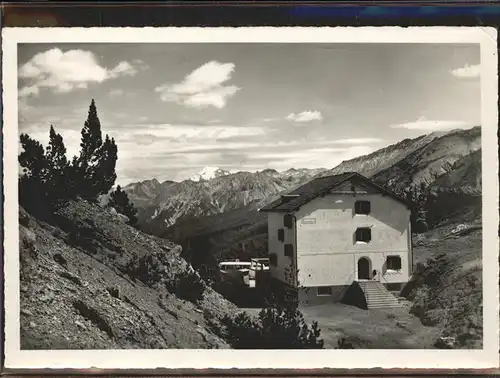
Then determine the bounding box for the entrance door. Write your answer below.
[357,257,370,280]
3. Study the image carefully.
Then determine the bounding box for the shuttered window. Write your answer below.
[277,228,285,242]
[283,214,293,229]
[355,200,371,215]
[355,227,371,243]
[387,256,402,270]
[284,244,294,258]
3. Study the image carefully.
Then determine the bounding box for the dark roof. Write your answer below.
[258,172,410,213]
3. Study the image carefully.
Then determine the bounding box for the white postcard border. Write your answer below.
[2,26,499,370]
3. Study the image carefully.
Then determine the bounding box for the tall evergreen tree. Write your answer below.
[108,185,138,225]
[94,135,118,196]
[74,99,118,201]
[45,125,71,201]
[76,99,104,200]
[79,98,103,168]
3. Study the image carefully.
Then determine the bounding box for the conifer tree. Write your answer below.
[74,99,118,201]
[19,133,49,182]
[18,133,50,217]
[108,185,138,225]
[45,125,71,201]
[94,134,118,196]
[75,99,104,200]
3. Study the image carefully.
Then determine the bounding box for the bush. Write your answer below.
[166,270,206,304]
[108,185,138,226]
[124,254,166,286]
[222,306,324,349]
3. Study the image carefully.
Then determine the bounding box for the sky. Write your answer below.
[18,43,481,185]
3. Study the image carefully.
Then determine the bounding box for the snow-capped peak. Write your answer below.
[190,166,230,182]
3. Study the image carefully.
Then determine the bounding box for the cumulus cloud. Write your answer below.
[390,116,468,131]
[286,110,323,123]
[18,48,148,97]
[155,61,240,109]
[450,63,480,79]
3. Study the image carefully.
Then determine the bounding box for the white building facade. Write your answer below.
[259,172,413,306]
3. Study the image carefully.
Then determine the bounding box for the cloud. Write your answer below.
[126,124,265,141]
[18,48,148,97]
[108,89,125,98]
[286,111,323,123]
[330,138,382,144]
[155,61,240,109]
[390,116,468,131]
[450,63,480,79]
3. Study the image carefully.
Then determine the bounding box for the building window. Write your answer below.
[284,244,294,258]
[269,253,278,267]
[355,227,371,243]
[355,200,371,215]
[317,286,333,296]
[277,228,285,242]
[283,214,294,229]
[386,256,402,270]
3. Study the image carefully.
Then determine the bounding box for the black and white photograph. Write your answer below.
[3,27,499,370]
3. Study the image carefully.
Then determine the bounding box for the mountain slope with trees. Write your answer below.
[17,99,241,349]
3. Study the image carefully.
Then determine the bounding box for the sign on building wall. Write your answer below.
[301,218,317,224]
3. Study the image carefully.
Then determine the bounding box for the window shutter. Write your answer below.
[284,244,294,258]
[387,256,402,270]
[283,214,293,229]
[355,200,371,215]
[355,227,372,242]
[277,228,285,242]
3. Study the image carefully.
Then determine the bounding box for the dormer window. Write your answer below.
[355,200,371,215]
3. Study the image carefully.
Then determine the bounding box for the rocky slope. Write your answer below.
[19,200,239,349]
[404,223,482,349]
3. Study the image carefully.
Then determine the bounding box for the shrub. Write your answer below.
[166,270,205,304]
[108,185,139,226]
[222,306,324,349]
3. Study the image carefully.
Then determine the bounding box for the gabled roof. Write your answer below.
[258,172,411,213]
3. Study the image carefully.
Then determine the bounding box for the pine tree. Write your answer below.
[45,125,71,201]
[18,133,50,218]
[94,135,118,196]
[76,99,104,200]
[74,99,118,201]
[108,185,138,226]
[19,133,48,182]
[79,99,103,168]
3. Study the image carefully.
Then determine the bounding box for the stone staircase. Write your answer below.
[358,281,402,309]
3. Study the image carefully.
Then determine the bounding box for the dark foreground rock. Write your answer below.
[19,200,238,350]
